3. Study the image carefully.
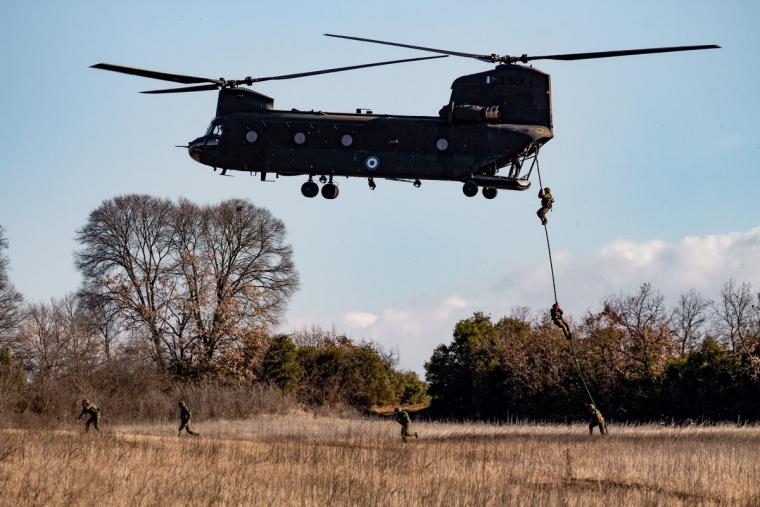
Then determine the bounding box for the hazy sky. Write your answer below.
[1,1,758,373]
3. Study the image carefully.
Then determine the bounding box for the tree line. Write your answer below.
[425,282,760,422]
[2,199,758,423]
[0,197,425,423]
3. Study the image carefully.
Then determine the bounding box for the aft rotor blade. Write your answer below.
[141,84,221,94]
[525,45,721,62]
[91,63,223,85]
[248,55,448,83]
[325,33,493,62]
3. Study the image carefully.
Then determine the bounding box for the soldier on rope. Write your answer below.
[588,403,607,435]
[550,302,572,340]
[536,187,554,225]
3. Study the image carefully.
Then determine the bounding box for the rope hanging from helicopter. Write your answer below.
[533,156,598,409]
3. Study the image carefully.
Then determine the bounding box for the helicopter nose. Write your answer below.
[188,137,204,162]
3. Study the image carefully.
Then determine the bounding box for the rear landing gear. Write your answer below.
[482,187,497,199]
[462,180,478,197]
[301,180,319,198]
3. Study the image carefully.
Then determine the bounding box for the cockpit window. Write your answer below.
[206,122,224,136]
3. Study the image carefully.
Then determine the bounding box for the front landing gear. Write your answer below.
[482,187,497,199]
[321,182,339,199]
[301,180,319,198]
[303,176,339,199]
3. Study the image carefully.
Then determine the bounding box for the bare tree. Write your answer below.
[291,325,343,348]
[77,291,122,362]
[75,195,299,375]
[202,199,296,349]
[170,199,298,369]
[9,295,101,409]
[713,279,756,353]
[12,301,67,389]
[0,226,23,338]
[670,289,711,354]
[57,294,102,377]
[602,283,675,378]
[75,195,176,370]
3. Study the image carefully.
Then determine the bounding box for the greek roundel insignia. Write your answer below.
[364,155,380,171]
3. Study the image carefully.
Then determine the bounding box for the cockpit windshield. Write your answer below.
[206,121,224,136]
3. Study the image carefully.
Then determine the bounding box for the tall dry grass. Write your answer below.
[1,415,758,506]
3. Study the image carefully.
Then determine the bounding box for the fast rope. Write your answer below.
[534,158,598,408]
[535,161,559,304]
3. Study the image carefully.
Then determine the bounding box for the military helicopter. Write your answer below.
[91,35,718,200]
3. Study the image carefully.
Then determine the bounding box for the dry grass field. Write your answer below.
[1,414,759,506]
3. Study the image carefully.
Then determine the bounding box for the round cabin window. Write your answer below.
[341,134,353,147]
[294,132,306,145]
[245,130,258,143]
[436,138,449,151]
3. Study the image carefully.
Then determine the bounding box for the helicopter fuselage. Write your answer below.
[189,110,551,187]
[188,64,554,194]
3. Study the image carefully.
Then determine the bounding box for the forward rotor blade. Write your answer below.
[524,45,720,62]
[325,33,493,62]
[248,55,447,83]
[91,63,222,85]
[141,84,221,94]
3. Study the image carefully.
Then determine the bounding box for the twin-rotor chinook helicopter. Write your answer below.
[92,35,718,199]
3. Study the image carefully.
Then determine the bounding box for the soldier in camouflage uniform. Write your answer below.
[394,407,418,441]
[536,187,554,225]
[588,403,607,435]
[178,401,199,436]
[78,399,101,432]
[550,302,572,340]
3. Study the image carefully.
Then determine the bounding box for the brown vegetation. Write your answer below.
[1,416,758,506]
[426,282,760,421]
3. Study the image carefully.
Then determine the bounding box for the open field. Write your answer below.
[1,415,759,506]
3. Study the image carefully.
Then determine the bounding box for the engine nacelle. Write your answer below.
[439,104,501,123]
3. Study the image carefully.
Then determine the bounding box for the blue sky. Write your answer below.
[1,1,758,372]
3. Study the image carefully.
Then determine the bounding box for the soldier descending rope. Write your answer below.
[550,302,572,340]
[78,399,101,432]
[588,403,607,435]
[536,186,554,225]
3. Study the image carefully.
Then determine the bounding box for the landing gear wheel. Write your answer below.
[321,183,339,200]
[482,187,497,199]
[301,181,319,198]
[462,180,478,197]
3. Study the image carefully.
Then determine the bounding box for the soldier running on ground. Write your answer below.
[536,187,554,225]
[588,403,607,435]
[178,401,199,436]
[394,407,418,442]
[78,399,101,432]
[550,302,572,340]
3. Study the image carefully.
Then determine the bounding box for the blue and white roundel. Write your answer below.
[364,155,380,171]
